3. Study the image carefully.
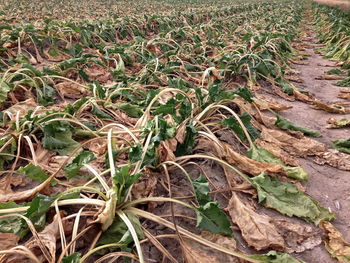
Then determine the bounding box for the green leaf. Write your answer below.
[331,138,350,154]
[91,105,114,120]
[248,250,306,262]
[128,144,143,163]
[0,136,16,170]
[0,80,12,106]
[42,121,80,156]
[0,201,25,236]
[37,84,56,106]
[247,145,308,181]
[114,103,143,118]
[78,68,90,82]
[22,191,79,238]
[235,86,253,102]
[62,253,81,263]
[142,117,176,147]
[335,77,350,87]
[191,174,232,236]
[222,112,260,142]
[192,174,211,206]
[275,114,322,137]
[105,149,121,169]
[16,163,57,185]
[96,212,143,255]
[112,165,143,198]
[175,121,197,156]
[64,151,96,178]
[196,201,232,236]
[250,173,334,225]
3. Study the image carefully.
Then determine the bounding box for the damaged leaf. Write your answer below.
[320,221,350,262]
[250,173,334,225]
[227,192,284,251]
[247,145,308,181]
[332,138,350,154]
[275,114,322,137]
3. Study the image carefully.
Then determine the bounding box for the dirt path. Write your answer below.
[269,20,350,263]
[314,0,350,10]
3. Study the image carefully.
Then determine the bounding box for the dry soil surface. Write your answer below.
[270,26,350,263]
[314,0,350,9]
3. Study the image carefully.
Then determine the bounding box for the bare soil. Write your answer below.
[269,26,350,262]
[314,0,350,10]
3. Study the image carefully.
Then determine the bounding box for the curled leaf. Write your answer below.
[227,193,285,251]
[275,114,322,137]
[320,221,350,262]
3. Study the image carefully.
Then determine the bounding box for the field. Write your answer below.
[0,0,350,262]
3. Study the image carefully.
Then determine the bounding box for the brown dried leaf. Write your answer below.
[0,175,53,202]
[84,65,112,83]
[175,121,187,144]
[200,231,237,251]
[327,117,350,129]
[319,221,350,262]
[338,92,350,100]
[285,75,304,83]
[273,219,322,253]
[314,150,350,171]
[132,169,157,200]
[182,241,218,263]
[27,214,73,263]
[340,88,350,93]
[48,156,69,178]
[0,175,26,195]
[259,127,326,157]
[86,139,107,156]
[294,89,315,104]
[55,81,90,99]
[255,94,293,111]
[182,237,245,263]
[195,139,284,177]
[4,98,37,118]
[227,193,285,251]
[255,139,300,167]
[223,166,256,197]
[222,143,285,177]
[232,97,255,115]
[43,48,69,62]
[273,85,295,101]
[290,59,309,65]
[0,233,19,250]
[315,74,345,80]
[158,138,177,163]
[312,99,350,114]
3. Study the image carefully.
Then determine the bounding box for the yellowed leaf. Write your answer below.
[320,221,350,262]
[222,143,285,177]
[312,99,350,114]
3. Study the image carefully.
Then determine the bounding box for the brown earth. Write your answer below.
[314,0,350,9]
[266,24,350,262]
